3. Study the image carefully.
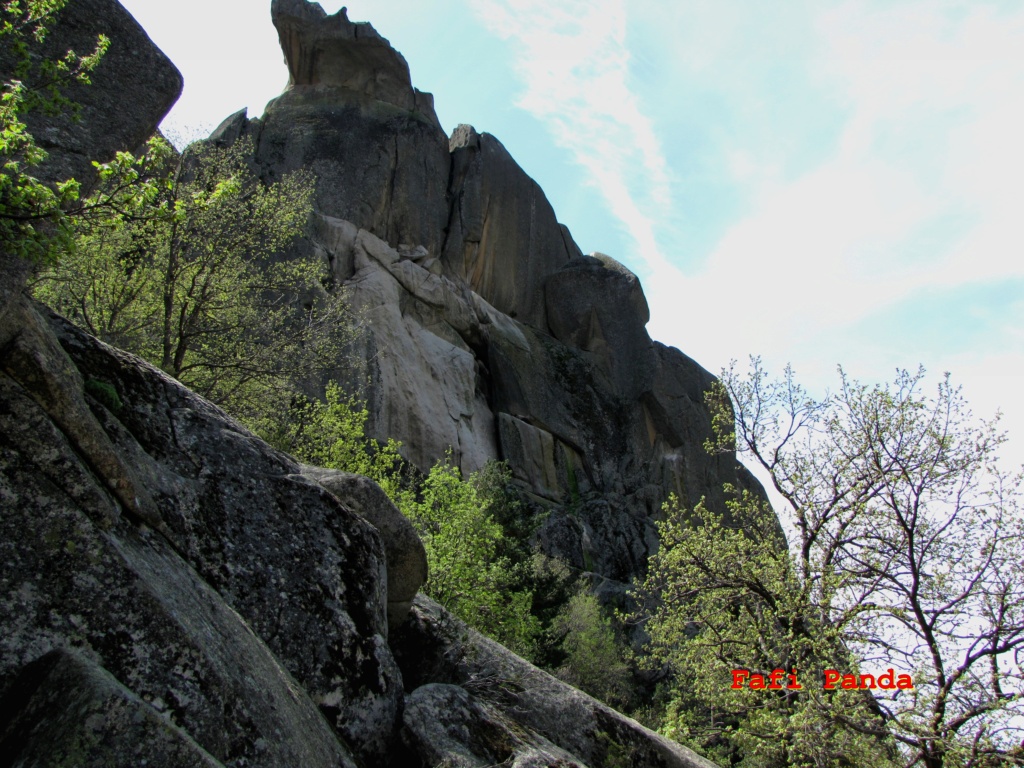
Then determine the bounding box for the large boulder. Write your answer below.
[392,595,719,768]
[0,301,401,766]
[301,465,428,630]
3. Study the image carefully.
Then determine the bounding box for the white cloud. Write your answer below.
[645,2,1024,368]
[469,0,675,274]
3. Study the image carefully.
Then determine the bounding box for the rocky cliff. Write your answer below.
[221,0,764,596]
[1,0,755,765]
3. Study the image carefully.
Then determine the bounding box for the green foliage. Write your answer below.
[639,360,1024,767]
[33,135,350,424]
[638,493,892,767]
[83,377,121,414]
[1,0,111,260]
[595,731,637,768]
[266,381,411,506]
[550,588,632,708]
[406,455,541,659]
[277,386,541,657]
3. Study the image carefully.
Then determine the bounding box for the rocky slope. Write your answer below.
[0,0,756,765]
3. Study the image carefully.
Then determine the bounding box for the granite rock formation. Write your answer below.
[0,0,182,186]
[2,0,762,765]
[215,0,764,594]
[392,595,719,768]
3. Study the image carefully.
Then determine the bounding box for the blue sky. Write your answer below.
[120,0,1024,467]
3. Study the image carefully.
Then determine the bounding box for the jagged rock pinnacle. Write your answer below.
[271,0,435,120]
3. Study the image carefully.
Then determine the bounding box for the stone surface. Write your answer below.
[0,302,400,766]
[301,465,428,630]
[0,649,224,768]
[393,595,720,768]
[300,210,763,590]
[0,0,182,186]
[255,90,451,257]
[402,683,585,768]
[271,0,440,127]
[317,217,498,475]
[253,3,450,256]
[444,125,578,331]
[545,252,654,400]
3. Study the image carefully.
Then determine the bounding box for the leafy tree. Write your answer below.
[33,135,349,423]
[1,0,161,261]
[403,454,542,659]
[266,381,410,505]
[639,492,895,767]
[550,588,632,708]
[638,360,1024,767]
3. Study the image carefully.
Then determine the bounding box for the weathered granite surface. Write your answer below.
[228,0,765,597]
[1,1,772,765]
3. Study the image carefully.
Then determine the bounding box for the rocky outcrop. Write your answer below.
[0,300,401,766]
[238,2,451,258]
[444,125,580,330]
[307,215,498,474]
[0,0,182,186]
[0,291,720,766]
[301,465,428,629]
[225,2,763,599]
[393,595,719,768]
[546,252,653,400]
[271,0,440,125]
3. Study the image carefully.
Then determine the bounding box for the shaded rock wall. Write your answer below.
[1,301,400,766]
[445,124,580,330]
[0,0,182,186]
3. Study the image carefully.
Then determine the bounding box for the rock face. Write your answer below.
[0,297,713,768]
[0,650,224,767]
[247,1,450,257]
[445,125,580,329]
[3,1,767,765]
[1,301,403,766]
[392,595,719,768]
[271,0,440,124]
[218,0,766,598]
[0,0,182,186]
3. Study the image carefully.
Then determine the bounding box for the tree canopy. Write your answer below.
[32,134,353,424]
[637,360,1024,767]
